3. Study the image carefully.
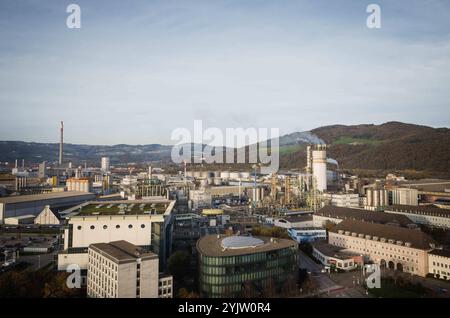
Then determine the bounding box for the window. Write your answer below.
[77,226,82,230]
[90,225,95,230]
[116,225,120,229]
[128,224,133,229]
[103,225,108,229]
[141,224,145,229]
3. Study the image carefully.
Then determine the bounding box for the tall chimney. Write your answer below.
[59,121,64,165]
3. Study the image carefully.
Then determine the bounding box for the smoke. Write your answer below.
[293,131,325,145]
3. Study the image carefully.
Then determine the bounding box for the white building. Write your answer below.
[312,145,327,192]
[274,215,314,229]
[322,193,360,208]
[391,188,419,206]
[384,205,450,229]
[87,240,172,298]
[101,157,110,172]
[312,241,361,271]
[4,215,35,225]
[57,199,176,271]
[428,249,450,280]
[288,227,327,243]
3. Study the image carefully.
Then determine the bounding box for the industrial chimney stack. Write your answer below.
[59,121,64,165]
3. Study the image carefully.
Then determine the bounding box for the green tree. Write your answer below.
[168,251,191,281]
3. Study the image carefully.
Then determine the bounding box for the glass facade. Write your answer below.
[198,245,298,298]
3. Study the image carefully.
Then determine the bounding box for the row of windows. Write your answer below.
[432,261,449,269]
[78,224,147,230]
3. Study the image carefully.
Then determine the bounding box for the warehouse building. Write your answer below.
[0,191,95,224]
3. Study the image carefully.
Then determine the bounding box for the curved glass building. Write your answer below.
[197,235,298,298]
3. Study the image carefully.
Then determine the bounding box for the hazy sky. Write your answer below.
[0,0,449,145]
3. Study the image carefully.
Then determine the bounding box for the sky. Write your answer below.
[0,0,449,145]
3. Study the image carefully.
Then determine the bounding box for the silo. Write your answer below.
[367,189,373,206]
[312,146,327,192]
[373,189,380,207]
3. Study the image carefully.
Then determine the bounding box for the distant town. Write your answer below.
[0,121,449,299]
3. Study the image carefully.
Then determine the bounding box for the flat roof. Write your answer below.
[63,200,175,217]
[197,234,297,257]
[316,206,413,226]
[312,241,360,260]
[330,219,436,250]
[71,201,170,216]
[90,240,157,264]
[0,192,94,204]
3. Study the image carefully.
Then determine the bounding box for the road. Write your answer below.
[298,250,370,298]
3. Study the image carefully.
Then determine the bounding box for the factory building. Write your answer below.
[0,191,95,224]
[57,199,176,272]
[322,193,360,208]
[197,235,298,298]
[87,240,172,298]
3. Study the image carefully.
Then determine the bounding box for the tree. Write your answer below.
[178,288,200,298]
[168,251,191,281]
[262,278,277,298]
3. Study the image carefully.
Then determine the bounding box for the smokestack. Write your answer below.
[22,159,24,169]
[59,121,64,165]
[15,159,18,169]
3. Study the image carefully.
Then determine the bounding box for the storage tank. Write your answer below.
[367,189,373,206]
[312,146,327,192]
[373,189,380,207]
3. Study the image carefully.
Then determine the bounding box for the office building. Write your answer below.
[87,240,172,298]
[384,205,450,229]
[288,227,327,243]
[312,241,363,271]
[57,199,175,271]
[197,235,298,298]
[328,219,436,277]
